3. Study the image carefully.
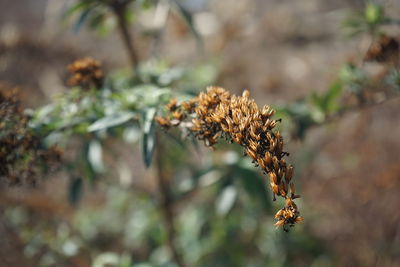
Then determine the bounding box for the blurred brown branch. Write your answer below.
[109,0,140,72]
[155,133,187,267]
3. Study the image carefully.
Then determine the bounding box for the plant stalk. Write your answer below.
[111,2,140,72]
[155,134,187,267]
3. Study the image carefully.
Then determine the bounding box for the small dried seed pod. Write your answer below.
[258,158,267,170]
[272,156,279,170]
[166,99,178,111]
[275,208,284,218]
[172,111,184,121]
[269,172,278,184]
[155,116,171,128]
[272,183,279,195]
[264,151,272,166]
[295,216,304,223]
[274,219,285,227]
[285,165,294,183]
[246,148,257,160]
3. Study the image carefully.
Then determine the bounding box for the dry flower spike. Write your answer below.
[67,57,104,89]
[156,87,303,231]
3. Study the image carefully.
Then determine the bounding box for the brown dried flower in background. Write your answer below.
[0,89,61,186]
[156,87,303,230]
[364,35,399,64]
[67,57,104,89]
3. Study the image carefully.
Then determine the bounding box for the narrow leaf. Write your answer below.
[215,185,237,216]
[63,1,93,19]
[88,112,136,132]
[141,108,157,168]
[88,140,105,173]
[68,176,83,206]
[74,8,93,33]
[325,81,343,113]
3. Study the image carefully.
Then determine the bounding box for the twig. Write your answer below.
[110,1,140,72]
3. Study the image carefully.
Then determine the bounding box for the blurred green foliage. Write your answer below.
[65,0,200,42]
[343,1,400,37]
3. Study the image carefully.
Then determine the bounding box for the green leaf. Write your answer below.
[68,176,83,206]
[365,2,384,25]
[235,166,271,210]
[310,81,343,114]
[63,1,95,19]
[123,126,141,143]
[88,10,106,30]
[88,140,105,173]
[74,8,93,33]
[215,185,237,216]
[88,112,136,132]
[82,142,97,184]
[324,81,343,113]
[141,108,157,168]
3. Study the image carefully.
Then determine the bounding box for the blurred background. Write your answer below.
[1,0,400,266]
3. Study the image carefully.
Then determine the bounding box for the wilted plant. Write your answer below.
[156,87,303,230]
[67,57,104,89]
[0,89,61,185]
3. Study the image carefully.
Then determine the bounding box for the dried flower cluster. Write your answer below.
[0,89,61,185]
[156,87,303,230]
[67,57,104,89]
[364,35,399,64]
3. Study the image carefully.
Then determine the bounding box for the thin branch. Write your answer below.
[110,1,140,72]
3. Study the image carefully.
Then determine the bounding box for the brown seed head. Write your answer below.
[155,87,302,229]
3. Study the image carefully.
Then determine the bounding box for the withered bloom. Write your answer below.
[67,57,104,89]
[364,35,399,64]
[0,89,61,185]
[156,87,303,230]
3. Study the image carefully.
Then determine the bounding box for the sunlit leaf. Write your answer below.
[215,185,237,216]
[88,112,136,132]
[88,140,105,173]
[365,2,384,25]
[92,252,120,267]
[141,108,157,168]
[83,143,97,184]
[123,126,141,143]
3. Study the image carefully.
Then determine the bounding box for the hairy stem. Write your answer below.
[155,135,187,267]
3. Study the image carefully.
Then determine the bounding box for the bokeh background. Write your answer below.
[1,0,400,266]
